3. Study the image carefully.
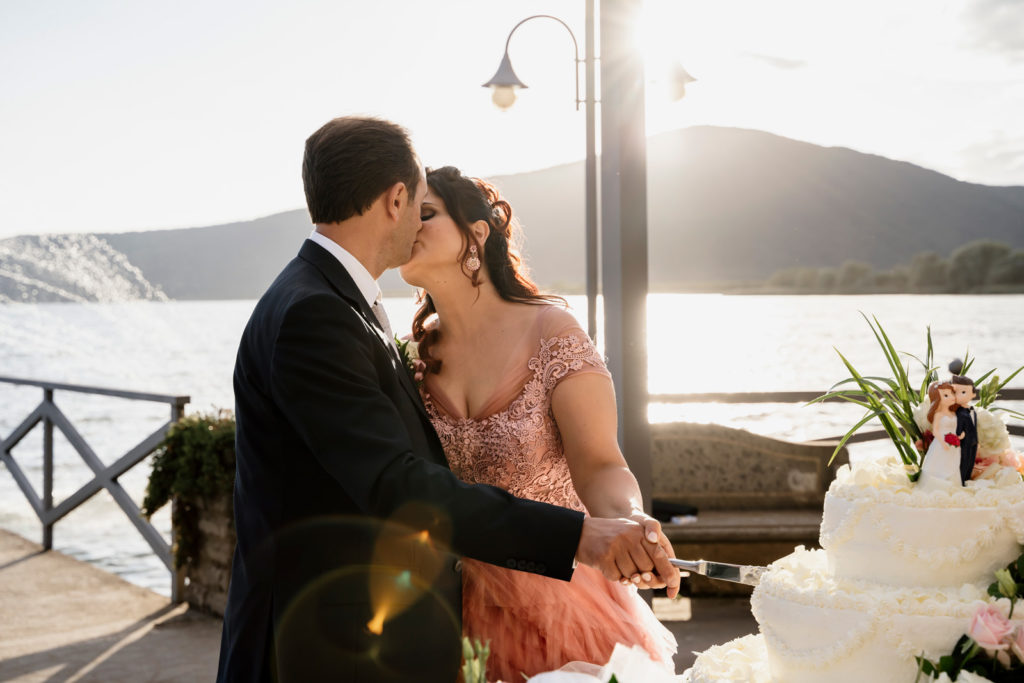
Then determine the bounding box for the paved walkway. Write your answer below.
[0,529,756,681]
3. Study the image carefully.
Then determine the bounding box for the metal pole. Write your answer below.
[42,388,53,550]
[169,399,186,603]
[599,0,651,512]
[585,0,599,342]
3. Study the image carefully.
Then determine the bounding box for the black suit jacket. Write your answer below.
[957,405,978,484]
[217,241,585,683]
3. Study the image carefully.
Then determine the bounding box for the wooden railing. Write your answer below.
[0,375,190,601]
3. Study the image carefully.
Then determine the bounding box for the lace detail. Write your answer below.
[423,332,608,513]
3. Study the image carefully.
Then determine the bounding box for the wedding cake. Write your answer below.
[685,457,1024,682]
[685,412,1024,682]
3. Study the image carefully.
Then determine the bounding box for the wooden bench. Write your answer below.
[650,422,849,595]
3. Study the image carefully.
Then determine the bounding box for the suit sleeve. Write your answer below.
[269,293,583,580]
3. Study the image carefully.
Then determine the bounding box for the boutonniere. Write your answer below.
[395,337,425,386]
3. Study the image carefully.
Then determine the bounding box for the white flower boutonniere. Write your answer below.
[395,337,424,386]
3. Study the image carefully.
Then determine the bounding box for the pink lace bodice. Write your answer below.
[422,309,610,513]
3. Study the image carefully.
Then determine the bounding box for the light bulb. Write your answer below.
[491,86,517,111]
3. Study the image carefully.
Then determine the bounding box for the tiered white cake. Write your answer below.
[686,457,1024,683]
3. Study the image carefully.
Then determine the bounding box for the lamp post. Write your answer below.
[484,1,694,515]
[483,9,600,344]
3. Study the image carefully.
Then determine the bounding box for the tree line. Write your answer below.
[764,240,1024,294]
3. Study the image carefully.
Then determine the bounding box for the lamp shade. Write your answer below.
[483,51,529,89]
[670,63,697,101]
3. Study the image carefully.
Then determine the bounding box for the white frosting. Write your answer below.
[686,456,1024,683]
[750,548,1012,683]
[822,457,1024,587]
[684,634,771,683]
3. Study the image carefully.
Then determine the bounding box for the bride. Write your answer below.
[399,166,678,680]
[918,381,963,490]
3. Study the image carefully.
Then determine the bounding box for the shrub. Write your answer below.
[143,410,236,569]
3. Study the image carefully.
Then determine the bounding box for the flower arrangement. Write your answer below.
[811,314,1023,481]
[915,552,1024,682]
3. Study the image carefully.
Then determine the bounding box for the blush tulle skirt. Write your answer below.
[459,557,678,681]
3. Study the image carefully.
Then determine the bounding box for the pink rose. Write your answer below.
[968,605,1013,651]
[1011,625,1024,663]
[972,456,998,480]
[998,450,1024,474]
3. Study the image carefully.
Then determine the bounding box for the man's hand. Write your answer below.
[577,516,681,598]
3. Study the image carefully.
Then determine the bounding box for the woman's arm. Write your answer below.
[552,371,680,596]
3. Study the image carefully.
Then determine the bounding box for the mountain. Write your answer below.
[2,126,1023,302]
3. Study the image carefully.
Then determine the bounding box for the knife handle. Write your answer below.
[669,558,703,573]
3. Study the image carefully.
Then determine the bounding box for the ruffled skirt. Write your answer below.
[460,557,678,681]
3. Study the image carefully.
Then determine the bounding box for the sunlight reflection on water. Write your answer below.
[1,294,1022,594]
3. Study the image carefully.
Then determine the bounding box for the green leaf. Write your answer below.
[828,410,880,465]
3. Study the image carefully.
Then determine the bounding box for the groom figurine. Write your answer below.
[951,374,978,485]
[216,117,678,683]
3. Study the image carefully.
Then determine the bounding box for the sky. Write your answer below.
[1,0,1023,239]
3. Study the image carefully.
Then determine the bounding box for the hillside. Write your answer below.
[2,126,1023,301]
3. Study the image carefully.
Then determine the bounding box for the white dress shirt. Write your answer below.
[307,229,379,309]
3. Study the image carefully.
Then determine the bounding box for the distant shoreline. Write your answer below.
[6,288,1024,304]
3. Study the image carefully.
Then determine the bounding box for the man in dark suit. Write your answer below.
[951,375,979,484]
[216,117,678,682]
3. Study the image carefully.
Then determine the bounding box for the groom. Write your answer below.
[216,116,678,683]
[951,374,978,484]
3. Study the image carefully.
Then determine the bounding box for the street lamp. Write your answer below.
[483,12,598,342]
[483,11,695,344]
[485,0,690,520]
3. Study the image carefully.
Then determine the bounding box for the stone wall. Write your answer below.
[183,494,234,617]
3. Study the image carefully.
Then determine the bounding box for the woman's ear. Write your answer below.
[470,219,490,246]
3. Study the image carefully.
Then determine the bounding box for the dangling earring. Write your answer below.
[465,244,481,272]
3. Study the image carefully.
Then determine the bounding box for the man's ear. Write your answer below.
[383,181,406,222]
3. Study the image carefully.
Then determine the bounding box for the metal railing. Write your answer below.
[0,375,190,601]
[1,377,1020,604]
[649,389,1024,442]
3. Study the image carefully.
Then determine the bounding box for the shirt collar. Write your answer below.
[307,229,381,309]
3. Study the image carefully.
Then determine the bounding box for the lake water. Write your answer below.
[1,294,1022,596]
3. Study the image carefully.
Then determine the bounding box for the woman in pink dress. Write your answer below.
[399,166,677,680]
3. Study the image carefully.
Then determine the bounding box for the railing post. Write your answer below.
[42,388,54,550]
[169,399,186,604]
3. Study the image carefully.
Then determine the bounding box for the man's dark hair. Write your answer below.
[302,117,420,224]
[950,374,975,388]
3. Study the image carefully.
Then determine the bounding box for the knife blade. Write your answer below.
[669,558,765,586]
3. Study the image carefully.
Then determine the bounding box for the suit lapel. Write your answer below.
[297,241,434,426]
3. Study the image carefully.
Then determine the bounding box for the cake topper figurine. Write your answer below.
[951,373,979,484]
[917,381,964,489]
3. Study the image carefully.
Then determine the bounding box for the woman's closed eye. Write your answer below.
[420,210,435,221]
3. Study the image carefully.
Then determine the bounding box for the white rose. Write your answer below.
[405,340,420,361]
[913,398,932,434]
[977,407,1012,457]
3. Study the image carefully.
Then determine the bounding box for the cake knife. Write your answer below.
[669,558,765,586]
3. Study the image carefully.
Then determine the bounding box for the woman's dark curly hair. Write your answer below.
[411,166,565,374]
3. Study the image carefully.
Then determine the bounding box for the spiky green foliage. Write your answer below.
[809,314,935,474]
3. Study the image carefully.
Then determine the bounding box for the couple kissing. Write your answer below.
[216,116,680,683]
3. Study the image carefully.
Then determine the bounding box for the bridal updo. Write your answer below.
[411,166,564,374]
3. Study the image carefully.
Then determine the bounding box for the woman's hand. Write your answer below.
[620,512,680,592]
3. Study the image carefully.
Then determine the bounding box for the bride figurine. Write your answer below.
[917,381,964,490]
